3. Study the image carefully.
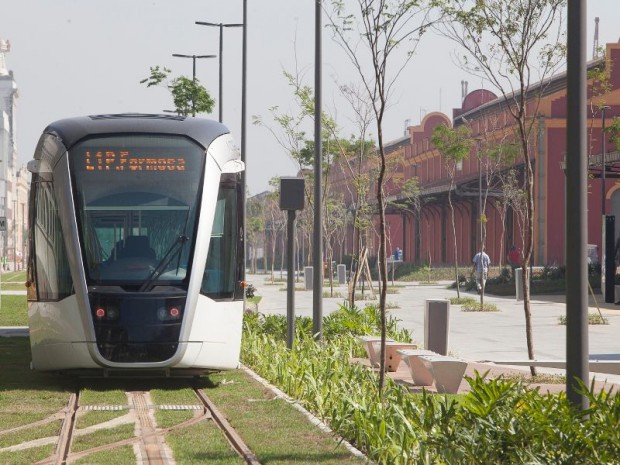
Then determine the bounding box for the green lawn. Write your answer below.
[0,338,365,464]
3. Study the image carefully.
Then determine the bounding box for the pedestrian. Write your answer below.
[472,248,490,293]
[507,245,521,275]
[615,237,620,276]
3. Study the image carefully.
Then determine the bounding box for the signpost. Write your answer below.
[0,216,5,307]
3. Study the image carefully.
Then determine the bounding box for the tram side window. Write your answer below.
[201,183,238,299]
[31,178,72,301]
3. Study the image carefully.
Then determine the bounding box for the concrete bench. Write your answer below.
[398,350,467,393]
[369,340,418,372]
[356,336,394,368]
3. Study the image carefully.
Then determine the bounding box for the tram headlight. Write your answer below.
[94,305,119,321]
[157,306,182,321]
[106,306,119,320]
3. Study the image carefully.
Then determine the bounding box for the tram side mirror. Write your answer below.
[221,159,245,174]
[27,159,53,174]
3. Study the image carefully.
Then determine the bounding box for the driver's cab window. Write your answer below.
[201,180,238,299]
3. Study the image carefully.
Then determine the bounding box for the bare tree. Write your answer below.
[432,123,472,299]
[327,0,439,392]
[441,0,566,375]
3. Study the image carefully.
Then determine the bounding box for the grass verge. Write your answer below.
[206,370,363,464]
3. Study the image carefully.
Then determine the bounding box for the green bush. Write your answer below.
[242,313,620,464]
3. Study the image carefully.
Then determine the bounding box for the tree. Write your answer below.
[327,0,439,392]
[140,66,215,116]
[246,194,266,274]
[432,124,472,299]
[441,0,566,375]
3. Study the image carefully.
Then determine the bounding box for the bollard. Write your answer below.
[515,268,523,301]
[424,299,450,355]
[337,264,346,285]
[304,266,313,290]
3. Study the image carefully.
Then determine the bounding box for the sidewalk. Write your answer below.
[247,273,620,388]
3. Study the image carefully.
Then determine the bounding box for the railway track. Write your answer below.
[31,382,262,465]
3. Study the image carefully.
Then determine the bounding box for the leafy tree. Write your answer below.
[441,0,566,375]
[140,65,215,116]
[432,124,472,298]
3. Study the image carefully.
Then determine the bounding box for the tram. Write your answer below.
[26,114,245,374]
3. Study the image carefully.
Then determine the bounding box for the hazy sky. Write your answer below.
[2,0,620,194]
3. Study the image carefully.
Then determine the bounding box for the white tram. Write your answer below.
[26,114,245,374]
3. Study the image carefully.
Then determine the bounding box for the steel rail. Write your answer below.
[194,387,262,465]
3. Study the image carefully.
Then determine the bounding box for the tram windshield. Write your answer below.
[70,135,205,287]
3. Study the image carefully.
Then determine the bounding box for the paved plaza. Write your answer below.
[247,272,620,385]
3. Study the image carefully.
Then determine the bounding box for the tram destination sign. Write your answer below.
[0,216,5,231]
[83,150,187,172]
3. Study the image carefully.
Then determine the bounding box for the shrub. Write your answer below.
[245,283,257,298]
[241,323,620,464]
[461,301,500,312]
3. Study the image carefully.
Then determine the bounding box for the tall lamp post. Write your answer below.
[171,53,216,116]
[601,105,611,215]
[195,21,243,123]
[600,105,615,303]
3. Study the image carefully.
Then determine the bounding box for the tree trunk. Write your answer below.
[376,123,388,394]
[449,182,460,298]
[520,118,538,376]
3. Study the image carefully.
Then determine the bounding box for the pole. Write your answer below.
[195,21,242,122]
[172,53,216,116]
[565,0,589,410]
[219,24,224,123]
[241,0,247,289]
[313,0,323,339]
[602,106,609,215]
[13,199,16,272]
[192,56,197,116]
[286,210,296,349]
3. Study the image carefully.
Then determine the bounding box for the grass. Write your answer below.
[165,420,244,465]
[501,372,566,384]
[206,370,363,464]
[0,338,363,464]
[72,445,137,465]
[71,424,135,453]
[0,444,55,465]
[0,419,61,448]
[0,338,73,429]
[461,301,500,312]
[558,313,609,325]
[449,296,477,306]
[0,294,28,326]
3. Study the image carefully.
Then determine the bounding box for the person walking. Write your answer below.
[507,245,522,276]
[472,249,490,293]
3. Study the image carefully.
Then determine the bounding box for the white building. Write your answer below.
[0,39,27,270]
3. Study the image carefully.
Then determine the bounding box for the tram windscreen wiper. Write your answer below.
[139,235,188,292]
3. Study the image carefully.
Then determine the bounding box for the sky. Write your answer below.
[2,0,620,195]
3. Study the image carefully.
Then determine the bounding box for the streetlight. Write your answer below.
[171,53,216,116]
[601,105,611,215]
[600,105,614,303]
[12,198,16,272]
[195,21,243,123]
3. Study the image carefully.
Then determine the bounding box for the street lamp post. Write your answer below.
[13,198,16,272]
[600,105,614,303]
[171,53,216,116]
[195,21,243,123]
[601,105,611,215]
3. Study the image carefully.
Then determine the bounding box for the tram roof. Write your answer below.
[44,113,230,150]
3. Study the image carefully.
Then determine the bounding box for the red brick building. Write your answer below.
[330,41,620,267]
